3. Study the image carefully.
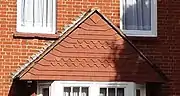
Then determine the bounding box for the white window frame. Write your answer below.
[120,0,157,37]
[37,81,146,96]
[16,0,56,34]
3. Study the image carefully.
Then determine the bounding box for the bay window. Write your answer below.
[37,81,146,96]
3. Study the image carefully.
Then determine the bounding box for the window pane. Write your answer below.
[64,87,71,96]
[47,0,53,27]
[73,87,80,96]
[122,0,151,30]
[117,88,124,96]
[108,88,115,96]
[136,89,141,96]
[24,0,34,26]
[82,87,89,96]
[100,88,107,96]
[22,0,53,28]
[42,88,49,96]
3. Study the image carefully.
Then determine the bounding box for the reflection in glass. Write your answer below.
[63,87,89,96]
[136,89,141,96]
[64,87,71,96]
[100,88,124,96]
[82,87,89,96]
[73,87,80,96]
[122,0,151,30]
[108,88,115,96]
[100,88,107,96]
[117,88,124,96]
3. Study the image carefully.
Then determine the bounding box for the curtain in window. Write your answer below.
[64,87,89,96]
[21,0,53,28]
[100,88,124,96]
[64,87,71,96]
[122,0,151,30]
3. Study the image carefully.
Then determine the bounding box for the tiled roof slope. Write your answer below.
[14,9,165,83]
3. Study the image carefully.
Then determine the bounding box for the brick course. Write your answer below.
[0,0,176,96]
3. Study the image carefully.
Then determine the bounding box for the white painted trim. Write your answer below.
[16,0,56,34]
[120,0,157,37]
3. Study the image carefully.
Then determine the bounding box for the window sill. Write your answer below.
[122,30,157,37]
[13,32,59,39]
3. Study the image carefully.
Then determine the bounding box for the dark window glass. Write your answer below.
[108,88,115,96]
[100,88,107,96]
[82,87,89,96]
[136,89,141,96]
[100,88,124,96]
[64,87,71,96]
[117,88,124,96]
[43,88,49,96]
[73,87,80,96]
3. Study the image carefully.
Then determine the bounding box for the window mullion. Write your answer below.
[115,88,117,96]
[49,86,51,96]
[79,87,82,96]
[70,87,73,96]
[107,88,108,96]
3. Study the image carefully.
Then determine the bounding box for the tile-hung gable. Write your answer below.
[12,9,165,96]
[13,9,166,96]
[13,9,164,83]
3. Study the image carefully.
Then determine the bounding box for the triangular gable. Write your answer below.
[13,9,165,83]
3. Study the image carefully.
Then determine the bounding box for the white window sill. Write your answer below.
[123,30,157,37]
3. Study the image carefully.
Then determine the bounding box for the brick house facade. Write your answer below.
[0,0,178,96]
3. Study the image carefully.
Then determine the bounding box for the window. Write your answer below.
[17,0,56,34]
[37,83,51,96]
[100,88,124,96]
[37,81,146,96]
[120,0,157,37]
[64,87,89,96]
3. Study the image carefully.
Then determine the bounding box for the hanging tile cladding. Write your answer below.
[20,13,162,83]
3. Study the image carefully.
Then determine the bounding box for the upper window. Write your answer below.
[120,0,157,37]
[17,0,56,34]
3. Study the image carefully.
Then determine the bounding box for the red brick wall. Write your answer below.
[130,0,180,96]
[0,0,175,96]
